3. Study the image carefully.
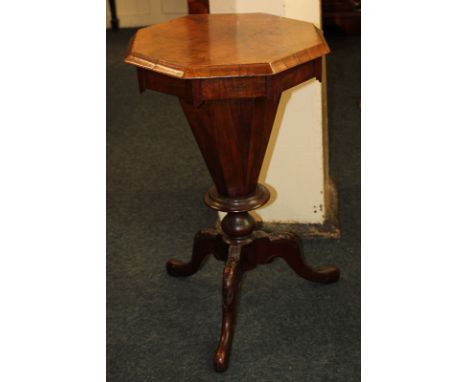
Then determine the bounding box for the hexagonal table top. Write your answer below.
[125,13,329,79]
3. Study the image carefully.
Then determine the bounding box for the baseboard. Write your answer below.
[215,178,340,239]
[258,177,340,239]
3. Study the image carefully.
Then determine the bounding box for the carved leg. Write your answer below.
[214,244,244,372]
[253,232,340,283]
[166,229,227,277]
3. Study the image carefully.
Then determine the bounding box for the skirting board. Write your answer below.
[258,177,340,239]
[216,177,340,239]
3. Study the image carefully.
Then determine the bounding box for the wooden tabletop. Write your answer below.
[125,13,329,79]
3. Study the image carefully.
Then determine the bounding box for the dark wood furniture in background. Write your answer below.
[323,0,361,34]
[188,0,209,14]
[108,0,119,31]
[125,13,340,372]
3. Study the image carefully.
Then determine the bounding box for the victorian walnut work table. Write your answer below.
[125,13,340,372]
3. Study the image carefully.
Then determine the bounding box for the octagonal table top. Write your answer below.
[125,13,329,79]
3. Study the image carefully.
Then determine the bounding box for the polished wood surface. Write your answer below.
[136,59,323,102]
[125,13,329,78]
[125,14,339,372]
[180,97,280,198]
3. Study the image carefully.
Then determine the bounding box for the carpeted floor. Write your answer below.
[107,28,360,382]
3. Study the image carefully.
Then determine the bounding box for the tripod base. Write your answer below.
[166,228,340,372]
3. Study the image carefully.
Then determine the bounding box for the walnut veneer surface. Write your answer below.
[124,13,339,372]
[125,13,329,78]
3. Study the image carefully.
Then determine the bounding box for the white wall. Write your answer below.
[106,0,187,27]
[211,0,327,224]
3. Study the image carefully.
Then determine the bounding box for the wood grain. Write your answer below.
[125,13,329,79]
[125,14,338,372]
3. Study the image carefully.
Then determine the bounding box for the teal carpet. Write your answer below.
[107,28,360,381]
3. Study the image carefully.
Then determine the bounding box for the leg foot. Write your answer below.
[249,231,340,283]
[166,229,227,277]
[168,228,339,371]
[214,244,243,372]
